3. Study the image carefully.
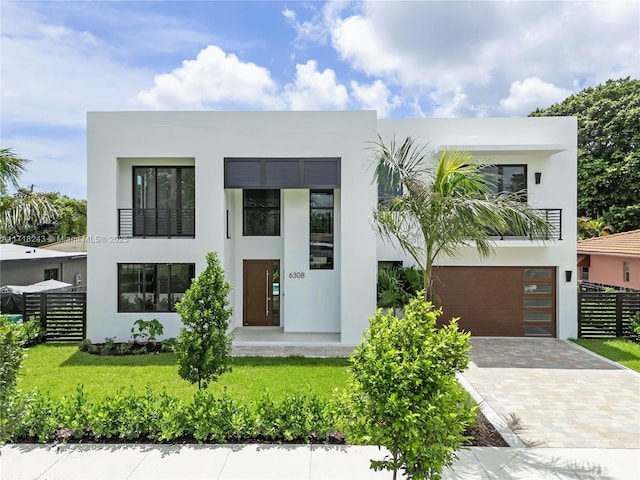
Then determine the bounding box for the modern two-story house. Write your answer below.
[87,111,577,344]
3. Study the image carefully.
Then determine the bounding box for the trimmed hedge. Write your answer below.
[11,386,342,444]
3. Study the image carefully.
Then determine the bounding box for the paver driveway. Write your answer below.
[461,338,640,448]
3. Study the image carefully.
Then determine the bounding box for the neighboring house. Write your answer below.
[0,243,87,290]
[577,230,640,291]
[41,236,88,253]
[87,111,577,343]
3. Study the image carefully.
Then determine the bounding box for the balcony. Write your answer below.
[118,209,195,238]
[490,208,562,241]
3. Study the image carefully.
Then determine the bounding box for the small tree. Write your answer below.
[175,252,233,389]
[343,296,476,480]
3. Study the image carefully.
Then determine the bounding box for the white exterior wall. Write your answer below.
[376,117,578,339]
[87,112,576,342]
[87,111,377,342]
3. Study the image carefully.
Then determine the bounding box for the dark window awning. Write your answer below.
[225,158,340,189]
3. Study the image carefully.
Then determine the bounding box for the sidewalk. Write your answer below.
[2,443,639,479]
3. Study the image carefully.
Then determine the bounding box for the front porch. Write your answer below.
[230,327,355,357]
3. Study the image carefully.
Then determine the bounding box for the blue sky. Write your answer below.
[1,0,639,199]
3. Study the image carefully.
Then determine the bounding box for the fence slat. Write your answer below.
[22,292,86,343]
[578,292,640,338]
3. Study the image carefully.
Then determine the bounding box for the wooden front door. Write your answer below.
[243,260,275,326]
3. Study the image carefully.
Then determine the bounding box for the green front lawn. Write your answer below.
[571,338,640,373]
[18,345,351,402]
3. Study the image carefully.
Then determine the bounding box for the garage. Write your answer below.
[433,266,556,337]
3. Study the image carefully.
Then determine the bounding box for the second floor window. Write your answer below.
[310,190,334,270]
[244,189,281,236]
[133,166,195,236]
[481,165,527,200]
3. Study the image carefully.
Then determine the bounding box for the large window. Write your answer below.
[243,189,281,236]
[310,190,334,270]
[481,165,527,200]
[118,263,195,312]
[133,166,195,236]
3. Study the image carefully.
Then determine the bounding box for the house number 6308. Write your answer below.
[289,272,305,279]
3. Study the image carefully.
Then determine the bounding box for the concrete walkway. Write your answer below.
[2,443,639,479]
[461,338,640,448]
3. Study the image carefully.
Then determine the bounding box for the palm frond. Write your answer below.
[370,135,554,302]
[0,148,29,192]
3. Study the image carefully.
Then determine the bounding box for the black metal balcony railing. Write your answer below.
[118,208,195,238]
[489,208,562,241]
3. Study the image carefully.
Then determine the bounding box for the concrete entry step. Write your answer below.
[230,327,355,357]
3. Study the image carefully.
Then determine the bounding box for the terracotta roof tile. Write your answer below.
[577,229,640,256]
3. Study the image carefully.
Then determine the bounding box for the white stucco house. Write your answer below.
[87,111,577,344]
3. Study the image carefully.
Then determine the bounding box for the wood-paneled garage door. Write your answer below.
[433,266,556,337]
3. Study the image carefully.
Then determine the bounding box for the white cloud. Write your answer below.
[282,1,349,45]
[332,14,402,79]
[322,1,640,116]
[1,2,151,128]
[351,80,401,117]
[136,46,283,109]
[284,60,348,110]
[282,6,326,42]
[499,77,573,115]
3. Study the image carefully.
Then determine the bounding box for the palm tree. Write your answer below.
[372,135,552,303]
[0,148,57,235]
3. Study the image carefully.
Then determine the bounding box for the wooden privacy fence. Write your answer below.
[578,292,640,338]
[23,292,86,342]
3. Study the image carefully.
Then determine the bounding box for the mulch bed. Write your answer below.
[465,411,509,447]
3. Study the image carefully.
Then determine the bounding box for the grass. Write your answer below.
[17,345,351,403]
[571,338,640,373]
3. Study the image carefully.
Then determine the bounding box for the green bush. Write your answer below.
[56,385,91,440]
[175,251,233,389]
[90,387,182,441]
[130,318,164,344]
[343,296,476,480]
[15,391,59,442]
[631,312,640,339]
[20,316,45,347]
[101,337,116,355]
[377,265,423,308]
[8,387,340,444]
[0,314,27,442]
[255,392,335,442]
[186,389,253,442]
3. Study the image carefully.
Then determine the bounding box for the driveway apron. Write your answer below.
[461,338,640,448]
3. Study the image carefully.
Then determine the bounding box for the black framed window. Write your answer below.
[44,268,59,281]
[132,166,195,236]
[310,190,334,270]
[481,165,527,200]
[243,189,280,236]
[118,263,195,312]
